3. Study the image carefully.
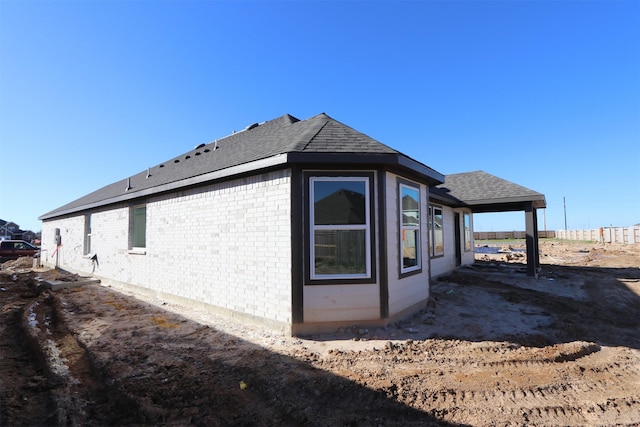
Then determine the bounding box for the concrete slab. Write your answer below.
[44,278,101,291]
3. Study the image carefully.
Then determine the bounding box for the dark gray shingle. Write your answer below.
[40,113,439,220]
[434,170,546,210]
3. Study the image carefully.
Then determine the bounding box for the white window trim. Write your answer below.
[127,248,147,255]
[399,182,421,275]
[309,176,371,280]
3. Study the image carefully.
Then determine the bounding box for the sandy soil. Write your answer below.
[1,240,639,426]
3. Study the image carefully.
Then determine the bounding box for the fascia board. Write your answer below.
[397,155,445,185]
[39,154,289,220]
[40,151,450,221]
[463,195,546,207]
[286,152,445,185]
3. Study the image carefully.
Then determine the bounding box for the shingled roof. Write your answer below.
[40,113,444,220]
[432,170,546,212]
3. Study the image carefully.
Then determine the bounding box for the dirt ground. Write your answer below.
[1,239,639,426]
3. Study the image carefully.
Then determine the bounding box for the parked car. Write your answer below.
[0,240,40,263]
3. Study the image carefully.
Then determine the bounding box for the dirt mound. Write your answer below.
[0,256,36,270]
[1,242,639,425]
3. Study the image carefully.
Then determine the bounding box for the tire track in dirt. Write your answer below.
[307,339,640,426]
[3,247,639,426]
[60,285,442,426]
[20,289,143,425]
[0,274,57,426]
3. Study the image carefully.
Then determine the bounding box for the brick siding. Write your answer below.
[42,170,293,328]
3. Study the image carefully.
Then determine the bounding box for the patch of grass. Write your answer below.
[544,237,599,244]
[150,315,179,329]
[104,298,127,310]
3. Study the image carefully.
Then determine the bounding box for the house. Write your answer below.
[0,220,40,243]
[22,230,38,243]
[0,220,25,240]
[38,113,546,335]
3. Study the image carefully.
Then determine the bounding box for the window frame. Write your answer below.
[305,172,376,284]
[83,213,92,255]
[464,212,472,252]
[398,179,422,277]
[129,204,147,254]
[429,204,444,257]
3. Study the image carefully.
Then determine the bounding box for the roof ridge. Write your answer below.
[289,114,331,152]
[299,118,330,151]
[264,113,300,126]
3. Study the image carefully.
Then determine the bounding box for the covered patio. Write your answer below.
[432,170,547,277]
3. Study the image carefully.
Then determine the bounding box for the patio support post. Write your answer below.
[524,202,540,277]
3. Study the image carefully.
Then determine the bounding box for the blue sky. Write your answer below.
[1,0,638,233]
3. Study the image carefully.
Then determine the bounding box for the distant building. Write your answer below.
[0,220,22,240]
[0,219,39,242]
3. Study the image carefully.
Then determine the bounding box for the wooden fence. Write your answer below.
[474,231,556,240]
[554,227,640,244]
[475,227,640,244]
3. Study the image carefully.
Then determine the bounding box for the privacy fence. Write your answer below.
[474,231,556,240]
[475,227,640,244]
[554,227,640,244]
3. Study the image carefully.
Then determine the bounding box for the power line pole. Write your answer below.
[563,196,568,231]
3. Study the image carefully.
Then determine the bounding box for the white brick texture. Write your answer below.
[42,170,293,326]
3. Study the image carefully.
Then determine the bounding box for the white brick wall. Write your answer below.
[41,216,87,268]
[42,170,293,328]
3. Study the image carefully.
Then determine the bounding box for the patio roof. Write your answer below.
[432,170,546,212]
[432,170,546,277]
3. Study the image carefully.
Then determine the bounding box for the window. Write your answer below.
[429,205,444,257]
[130,205,146,249]
[464,212,471,251]
[399,182,420,274]
[309,176,371,280]
[84,214,92,255]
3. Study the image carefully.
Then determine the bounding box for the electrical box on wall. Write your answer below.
[54,228,61,246]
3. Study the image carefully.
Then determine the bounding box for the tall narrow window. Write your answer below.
[429,205,444,257]
[464,212,471,251]
[310,176,371,280]
[84,214,92,255]
[131,205,146,249]
[399,182,420,274]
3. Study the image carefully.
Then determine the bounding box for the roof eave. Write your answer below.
[287,152,444,185]
[40,151,447,222]
[39,154,290,221]
[429,191,466,207]
[462,195,547,212]
[397,154,445,185]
